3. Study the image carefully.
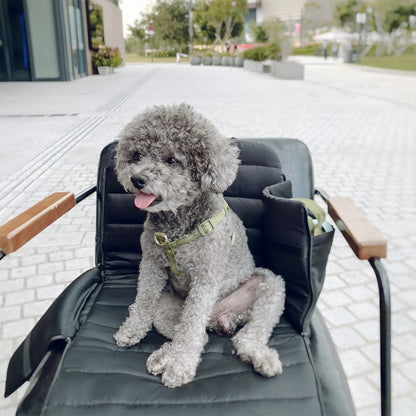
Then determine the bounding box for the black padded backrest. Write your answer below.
[95,140,285,275]
[252,138,314,199]
[224,140,285,266]
[96,142,144,275]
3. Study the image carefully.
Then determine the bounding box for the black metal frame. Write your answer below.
[370,257,391,416]
[315,188,391,416]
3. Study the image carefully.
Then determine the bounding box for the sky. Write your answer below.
[119,0,154,37]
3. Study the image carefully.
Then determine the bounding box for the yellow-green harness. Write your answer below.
[154,201,232,275]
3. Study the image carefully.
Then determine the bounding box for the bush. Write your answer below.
[292,44,321,56]
[242,43,282,62]
[92,47,110,67]
[109,47,122,67]
[243,46,269,61]
[154,49,177,58]
[92,46,123,68]
[267,42,281,61]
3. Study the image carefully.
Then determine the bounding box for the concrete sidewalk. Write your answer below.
[1,61,415,415]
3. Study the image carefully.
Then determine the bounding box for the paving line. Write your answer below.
[0,115,105,213]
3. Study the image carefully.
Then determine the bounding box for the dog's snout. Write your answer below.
[131,174,149,189]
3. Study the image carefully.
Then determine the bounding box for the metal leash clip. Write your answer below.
[154,232,168,246]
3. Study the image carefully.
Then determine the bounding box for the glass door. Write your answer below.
[0,7,8,80]
[0,0,31,81]
[67,0,86,78]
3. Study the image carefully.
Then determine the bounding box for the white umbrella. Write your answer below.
[313,29,356,43]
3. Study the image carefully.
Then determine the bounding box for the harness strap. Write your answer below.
[154,201,231,275]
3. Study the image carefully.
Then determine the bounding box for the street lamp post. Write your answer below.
[356,12,366,58]
[147,24,154,62]
[188,1,193,55]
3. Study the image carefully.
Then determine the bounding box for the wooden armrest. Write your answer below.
[327,197,387,260]
[0,192,76,255]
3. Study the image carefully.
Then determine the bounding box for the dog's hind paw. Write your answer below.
[233,336,282,377]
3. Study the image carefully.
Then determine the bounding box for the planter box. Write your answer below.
[97,66,111,75]
[243,59,268,73]
[212,56,222,66]
[270,61,304,80]
[243,59,304,80]
[235,57,244,67]
[221,56,231,66]
[190,56,201,66]
[202,56,212,66]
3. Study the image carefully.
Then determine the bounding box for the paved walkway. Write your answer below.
[0,59,415,415]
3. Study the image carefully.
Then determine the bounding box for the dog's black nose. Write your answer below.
[131,174,149,189]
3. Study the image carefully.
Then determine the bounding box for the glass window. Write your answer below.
[25,0,60,79]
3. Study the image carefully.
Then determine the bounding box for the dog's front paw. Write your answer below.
[161,360,196,388]
[146,343,198,388]
[146,343,171,375]
[114,320,145,347]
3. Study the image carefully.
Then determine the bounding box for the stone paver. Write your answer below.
[0,60,415,415]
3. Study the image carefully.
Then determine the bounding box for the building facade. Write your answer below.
[246,0,336,29]
[0,0,124,82]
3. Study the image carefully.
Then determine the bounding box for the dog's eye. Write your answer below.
[133,152,141,161]
[165,157,178,165]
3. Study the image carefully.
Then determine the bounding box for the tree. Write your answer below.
[371,0,414,57]
[194,1,217,44]
[384,3,416,32]
[195,0,247,52]
[248,20,268,42]
[128,0,189,52]
[335,0,359,30]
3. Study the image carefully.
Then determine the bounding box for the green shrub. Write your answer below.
[109,47,123,67]
[154,50,177,58]
[267,42,281,60]
[242,44,282,61]
[292,44,321,56]
[243,46,269,61]
[92,47,110,67]
[92,46,123,68]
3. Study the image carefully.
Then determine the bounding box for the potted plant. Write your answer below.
[108,47,123,72]
[92,46,110,75]
[92,46,123,75]
[190,54,202,65]
[212,55,222,65]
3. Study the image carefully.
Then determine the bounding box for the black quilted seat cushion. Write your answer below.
[42,275,324,416]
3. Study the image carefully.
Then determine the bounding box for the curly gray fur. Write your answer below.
[114,103,285,388]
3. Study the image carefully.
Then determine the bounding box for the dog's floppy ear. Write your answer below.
[201,139,240,193]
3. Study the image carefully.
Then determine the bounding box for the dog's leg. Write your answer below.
[232,268,285,377]
[153,289,184,340]
[114,259,167,347]
[146,269,222,388]
[208,278,259,335]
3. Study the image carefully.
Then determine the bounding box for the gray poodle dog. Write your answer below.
[114,103,285,388]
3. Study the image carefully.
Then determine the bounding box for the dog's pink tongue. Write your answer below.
[134,192,157,209]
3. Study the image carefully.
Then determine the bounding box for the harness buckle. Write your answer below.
[154,232,168,246]
[197,219,215,236]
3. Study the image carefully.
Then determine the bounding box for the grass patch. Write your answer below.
[357,53,416,72]
[125,53,189,64]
